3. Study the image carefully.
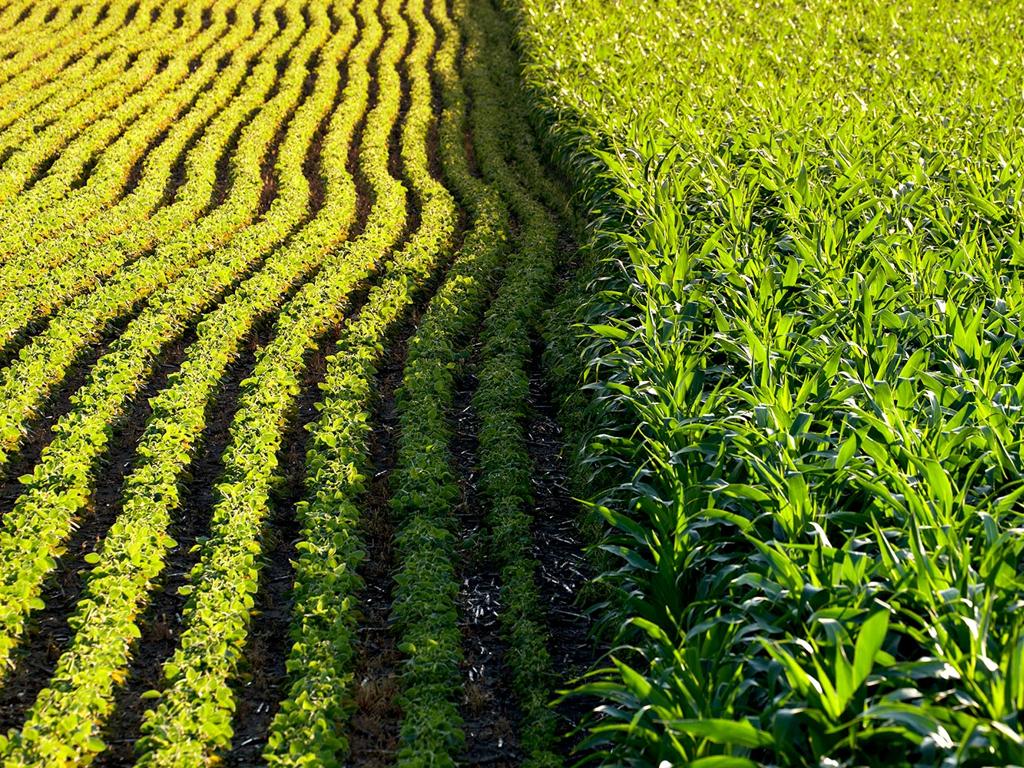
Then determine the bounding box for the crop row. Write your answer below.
[0,0,140,132]
[0,0,283,353]
[0,0,159,153]
[0,0,238,258]
[130,0,423,759]
[0,0,168,207]
[0,0,363,763]
[0,0,322,684]
[0,0,77,47]
[0,0,62,54]
[0,0,257,298]
[509,0,1024,763]
[0,0,587,764]
[0,0,80,45]
[0,0,154,153]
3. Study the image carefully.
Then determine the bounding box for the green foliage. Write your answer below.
[0,0,214,244]
[509,0,1024,763]
[0,0,166,196]
[264,0,458,760]
[0,0,144,128]
[0,1,323,701]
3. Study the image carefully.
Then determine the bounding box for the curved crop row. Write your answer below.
[479,10,569,226]
[0,0,303,472]
[458,0,564,762]
[0,0,88,50]
[0,0,114,93]
[0,2,362,764]
[0,0,67,49]
[0,0,146,123]
[0,0,323,682]
[0,0,171,188]
[0,0,260,297]
[0,1,588,765]
[0,0,238,255]
[0,36,142,146]
[131,0,415,759]
[386,0,515,763]
[0,0,197,210]
[0,0,282,347]
[0,0,161,140]
[262,0,460,758]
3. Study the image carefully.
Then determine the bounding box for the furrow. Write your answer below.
[338,2,436,763]
[0,0,594,765]
[1,0,79,41]
[96,9,381,759]
[0,4,258,296]
[89,339,263,768]
[454,0,572,762]
[0,0,328,690]
[0,1,176,205]
[229,11,396,761]
[221,323,337,768]
[473,0,595,705]
[0,0,284,351]
[0,5,364,756]
[450,353,525,767]
[0,0,306,473]
[0,0,58,41]
[129,0,414,755]
[524,342,595,757]
[0,334,192,749]
[0,0,368,756]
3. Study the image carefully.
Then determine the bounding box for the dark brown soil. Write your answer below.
[93,129,367,760]
[224,24,390,759]
[451,354,523,768]
[342,7,429,763]
[150,50,261,210]
[349,0,382,233]
[345,331,408,768]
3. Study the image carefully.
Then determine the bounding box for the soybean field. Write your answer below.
[0,0,585,765]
